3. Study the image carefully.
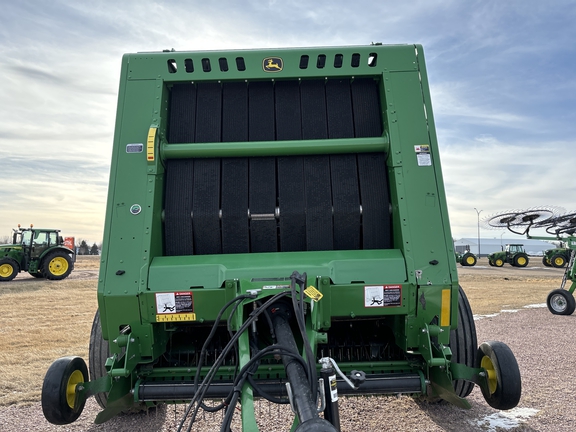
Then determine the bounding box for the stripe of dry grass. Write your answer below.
[0,277,97,406]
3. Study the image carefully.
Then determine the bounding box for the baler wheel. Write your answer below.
[494,259,504,267]
[546,289,576,315]
[88,310,109,409]
[43,251,73,280]
[41,356,88,425]
[450,286,477,398]
[477,341,521,410]
[0,258,19,281]
[551,254,566,268]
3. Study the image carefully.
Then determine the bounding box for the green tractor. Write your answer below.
[0,225,75,282]
[488,244,529,267]
[542,246,571,268]
[455,247,477,266]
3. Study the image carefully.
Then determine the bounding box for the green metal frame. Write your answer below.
[82,44,491,427]
[529,235,576,295]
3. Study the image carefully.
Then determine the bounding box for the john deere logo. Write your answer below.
[263,57,283,72]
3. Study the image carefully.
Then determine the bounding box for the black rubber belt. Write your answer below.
[351,78,383,137]
[192,159,221,254]
[275,80,302,140]
[164,159,194,256]
[195,82,222,143]
[326,79,355,138]
[358,153,391,249]
[277,156,306,252]
[304,155,333,251]
[249,157,277,252]
[249,81,275,141]
[221,158,250,254]
[168,83,196,144]
[330,154,361,250]
[300,80,328,140]
[222,82,248,142]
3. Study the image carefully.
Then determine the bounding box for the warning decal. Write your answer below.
[156,292,194,314]
[414,144,432,167]
[364,285,402,307]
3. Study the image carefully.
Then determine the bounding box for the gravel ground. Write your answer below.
[1,306,574,431]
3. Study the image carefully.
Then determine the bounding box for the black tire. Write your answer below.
[494,258,504,267]
[546,289,576,315]
[542,256,551,267]
[89,310,109,409]
[488,260,494,267]
[42,250,73,280]
[551,254,566,268]
[42,356,88,425]
[450,286,478,398]
[0,258,19,281]
[513,253,529,268]
[462,253,477,267]
[477,341,521,410]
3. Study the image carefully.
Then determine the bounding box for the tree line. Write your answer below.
[76,240,101,255]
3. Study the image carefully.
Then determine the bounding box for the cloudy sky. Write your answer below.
[1,0,575,244]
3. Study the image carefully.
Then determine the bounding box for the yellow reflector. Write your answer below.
[440,289,451,327]
[147,127,157,161]
[156,313,196,322]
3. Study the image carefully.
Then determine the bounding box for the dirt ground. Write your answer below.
[0,255,574,431]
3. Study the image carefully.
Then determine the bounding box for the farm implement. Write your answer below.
[41,44,521,430]
[484,207,576,315]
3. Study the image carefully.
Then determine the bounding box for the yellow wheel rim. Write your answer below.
[481,355,498,394]
[517,257,527,266]
[0,263,14,278]
[466,256,475,265]
[49,257,68,276]
[66,370,84,409]
[554,257,564,266]
[496,259,503,266]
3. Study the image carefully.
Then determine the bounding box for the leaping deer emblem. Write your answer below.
[263,57,283,72]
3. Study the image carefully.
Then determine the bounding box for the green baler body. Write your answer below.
[96,44,465,425]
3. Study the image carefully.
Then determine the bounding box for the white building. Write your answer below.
[454,238,556,257]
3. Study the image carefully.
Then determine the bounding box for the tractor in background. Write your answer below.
[455,246,477,266]
[488,244,529,267]
[542,245,571,268]
[0,225,75,281]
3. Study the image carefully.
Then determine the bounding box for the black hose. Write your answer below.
[272,309,318,424]
[178,291,290,432]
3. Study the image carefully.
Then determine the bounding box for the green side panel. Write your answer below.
[148,249,407,290]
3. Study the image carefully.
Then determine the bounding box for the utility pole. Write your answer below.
[474,208,483,257]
